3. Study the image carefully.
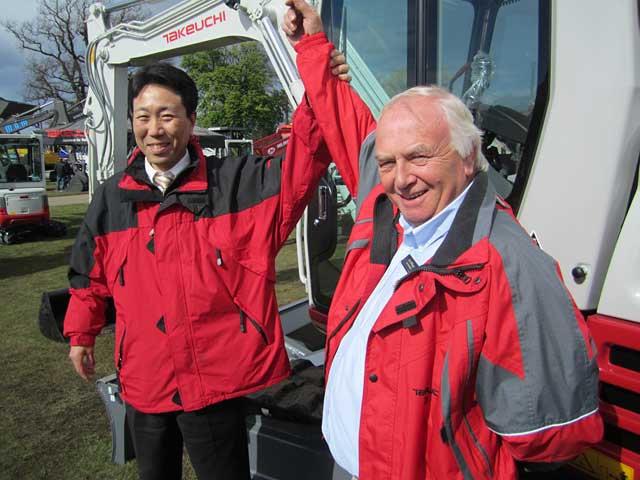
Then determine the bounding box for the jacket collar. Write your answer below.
[370,191,399,266]
[369,173,497,334]
[430,171,495,267]
[370,171,496,269]
[118,137,208,203]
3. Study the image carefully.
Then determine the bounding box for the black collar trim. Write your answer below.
[430,172,490,267]
[119,145,203,204]
[370,194,398,266]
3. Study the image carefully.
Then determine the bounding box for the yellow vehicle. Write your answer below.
[44,150,59,169]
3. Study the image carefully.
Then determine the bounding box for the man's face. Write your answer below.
[375,97,475,226]
[132,84,196,171]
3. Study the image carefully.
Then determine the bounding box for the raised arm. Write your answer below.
[275,100,331,247]
[283,0,377,200]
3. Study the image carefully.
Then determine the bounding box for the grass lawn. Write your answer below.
[0,202,306,479]
[45,180,88,198]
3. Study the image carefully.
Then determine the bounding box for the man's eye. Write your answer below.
[411,156,430,164]
[162,115,175,121]
[135,116,149,122]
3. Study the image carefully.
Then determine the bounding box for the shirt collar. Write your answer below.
[400,180,474,249]
[144,150,191,185]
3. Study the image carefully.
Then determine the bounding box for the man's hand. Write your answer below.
[282,0,323,47]
[330,49,352,83]
[69,345,96,381]
[282,0,351,83]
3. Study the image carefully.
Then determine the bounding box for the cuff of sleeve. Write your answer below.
[69,334,96,347]
[294,32,330,54]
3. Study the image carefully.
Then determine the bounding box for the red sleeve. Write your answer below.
[277,100,331,247]
[63,197,110,347]
[501,413,603,463]
[295,33,377,198]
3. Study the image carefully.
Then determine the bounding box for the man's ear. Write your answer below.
[463,147,477,177]
[189,112,197,126]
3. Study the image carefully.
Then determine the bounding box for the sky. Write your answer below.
[0,0,39,102]
[0,0,175,104]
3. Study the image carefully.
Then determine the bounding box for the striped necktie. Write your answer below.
[153,171,175,193]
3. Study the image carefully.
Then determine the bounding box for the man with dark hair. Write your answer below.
[64,61,331,480]
[283,1,603,479]
[128,62,198,119]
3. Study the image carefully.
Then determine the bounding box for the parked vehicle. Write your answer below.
[0,133,66,244]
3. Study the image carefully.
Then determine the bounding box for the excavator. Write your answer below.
[0,132,67,244]
[41,0,638,478]
[0,100,86,243]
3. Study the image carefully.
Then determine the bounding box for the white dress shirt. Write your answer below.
[144,150,191,193]
[322,181,473,476]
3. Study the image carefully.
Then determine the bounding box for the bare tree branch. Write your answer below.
[2,0,143,104]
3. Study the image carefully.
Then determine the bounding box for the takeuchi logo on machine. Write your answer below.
[162,10,227,44]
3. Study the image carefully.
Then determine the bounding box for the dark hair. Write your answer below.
[129,62,198,116]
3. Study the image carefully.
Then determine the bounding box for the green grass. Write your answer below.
[45,180,88,197]
[0,202,306,479]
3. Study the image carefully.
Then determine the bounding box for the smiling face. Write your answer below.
[132,83,196,171]
[375,96,475,227]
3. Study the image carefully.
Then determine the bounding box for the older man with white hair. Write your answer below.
[283,1,603,479]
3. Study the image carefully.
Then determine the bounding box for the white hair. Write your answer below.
[380,86,489,173]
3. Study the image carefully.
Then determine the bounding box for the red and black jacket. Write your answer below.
[64,102,330,413]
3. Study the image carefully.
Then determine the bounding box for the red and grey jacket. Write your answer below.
[296,33,603,479]
[63,103,330,413]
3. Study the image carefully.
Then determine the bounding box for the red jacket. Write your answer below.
[64,103,330,413]
[296,33,603,479]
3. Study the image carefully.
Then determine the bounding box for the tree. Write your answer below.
[2,0,142,104]
[182,42,290,139]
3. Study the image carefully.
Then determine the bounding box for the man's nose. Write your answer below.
[148,118,164,136]
[395,159,415,189]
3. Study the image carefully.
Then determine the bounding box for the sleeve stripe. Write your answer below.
[488,408,599,437]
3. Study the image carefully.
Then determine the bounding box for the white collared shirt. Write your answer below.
[145,150,191,193]
[322,181,473,476]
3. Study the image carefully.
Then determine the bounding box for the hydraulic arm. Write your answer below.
[0,100,70,134]
[85,0,314,194]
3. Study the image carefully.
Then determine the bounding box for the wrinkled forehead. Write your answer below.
[376,97,450,146]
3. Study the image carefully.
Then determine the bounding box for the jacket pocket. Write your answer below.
[108,254,128,294]
[107,230,137,295]
[116,327,127,371]
[461,404,495,479]
[324,299,361,372]
[239,308,269,345]
[460,317,494,479]
[115,325,127,393]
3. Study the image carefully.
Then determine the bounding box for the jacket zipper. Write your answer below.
[117,328,126,371]
[118,266,125,286]
[394,263,484,291]
[239,310,247,333]
[324,299,361,375]
[248,316,268,345]
[240,309,268,345]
